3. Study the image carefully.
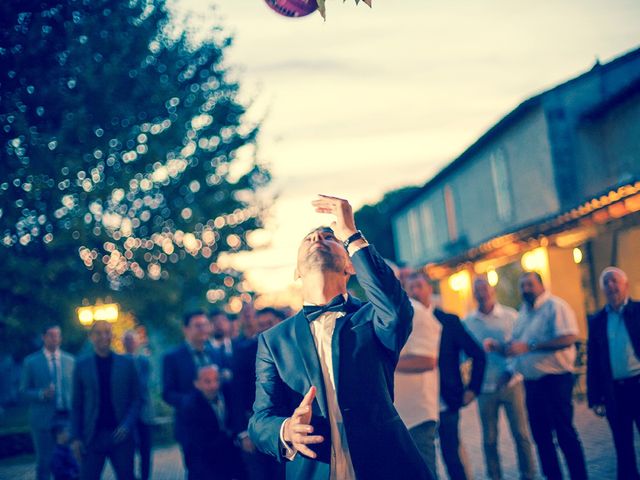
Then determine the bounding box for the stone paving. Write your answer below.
[0,401,632,479]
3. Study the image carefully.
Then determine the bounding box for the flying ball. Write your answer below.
[264,0,318,18]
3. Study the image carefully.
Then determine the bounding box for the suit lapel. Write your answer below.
[293,312,328,417]
[88,355,99,394]
[38,351,51,384]
[623,301,640,360]
[333,295,363,397]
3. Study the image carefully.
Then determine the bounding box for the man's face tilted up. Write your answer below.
[295,227,351,279]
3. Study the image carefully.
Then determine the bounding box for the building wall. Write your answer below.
[394,105,559,266]
[544,52,640,208]
[575,90,640,199]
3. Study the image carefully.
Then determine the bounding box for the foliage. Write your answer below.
[0,0,270,357]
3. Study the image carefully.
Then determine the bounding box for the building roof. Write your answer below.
[393,45,640,215]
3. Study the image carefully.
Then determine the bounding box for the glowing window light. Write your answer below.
[573,247,583,264]
[448,270,470,293]
[487,270,499,287]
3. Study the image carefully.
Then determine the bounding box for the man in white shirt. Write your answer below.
[248,195,432,480]
[20,324,75,480]
[464,277,536,480]
[395,296,442,479]
[508,271,587,480]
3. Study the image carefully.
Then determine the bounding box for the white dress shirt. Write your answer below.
[394,299,442,427]
[512,291,578,380]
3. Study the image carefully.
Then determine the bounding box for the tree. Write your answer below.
[353,186,420,262]
[0,0,270,356]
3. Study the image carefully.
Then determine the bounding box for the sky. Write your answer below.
[174,0,640,301]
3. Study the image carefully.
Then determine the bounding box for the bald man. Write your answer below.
[587,267,640,480]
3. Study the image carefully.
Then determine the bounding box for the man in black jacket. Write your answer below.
[181,365,243,480]
[587,267,640,480]
[406,271,486,480]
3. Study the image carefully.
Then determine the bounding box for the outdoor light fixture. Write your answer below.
[448,270,470,293]
[521,248,548,273]
[77,303,119,327]
[572,247,583,264]
[487,269,499,287]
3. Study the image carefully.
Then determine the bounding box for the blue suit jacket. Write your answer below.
[248,246,433,480]
[20,350,75,430]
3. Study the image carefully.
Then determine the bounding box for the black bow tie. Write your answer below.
[303,295,346,322]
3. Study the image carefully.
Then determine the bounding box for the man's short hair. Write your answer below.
[305,226,334,237]
[183,310,207,327]
[89,319,112,333]
[520,271,544,285]
[256,307,287,321]
[599,267,628,289]
[208,307,226,318]
[406,270,431,283]
[41,323,61,335]
[197,364,219,377]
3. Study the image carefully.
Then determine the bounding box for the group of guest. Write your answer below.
[20,304,287,480]
[162,307,287,480]
[19,264,638,480]
[393,266,638,480]
[20,322,152,480]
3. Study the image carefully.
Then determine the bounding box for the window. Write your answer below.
[490,147,513,222]
[420,202,435,253]
[444,185,458,242]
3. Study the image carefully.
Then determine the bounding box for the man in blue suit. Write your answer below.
[162,311,223,469]
[249,195,432,480]
[21,324,75,480]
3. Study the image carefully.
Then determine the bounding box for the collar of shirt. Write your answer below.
[524,290,551,312]
[43,349,61,361]
[210,337,231,349]
[606,297,630,314]
[185,341,208,354]
[473,303,505,320]
[302,293,349,307]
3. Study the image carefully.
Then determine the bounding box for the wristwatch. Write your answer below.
[343,230,365,249]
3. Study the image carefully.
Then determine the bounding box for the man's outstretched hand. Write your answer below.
[312,195,357,243]
[283,386,324,459]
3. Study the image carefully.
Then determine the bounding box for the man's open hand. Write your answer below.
[311,195,357,243]
[283,386,324,459]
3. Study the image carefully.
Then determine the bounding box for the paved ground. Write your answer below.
[0,400,631,479]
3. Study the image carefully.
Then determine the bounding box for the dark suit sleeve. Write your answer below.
[162,351,186,409]
[121,356,142,431]
[71,361,83,441]
[248,334,289,461]
[456,317,486,396]
[350,245,414,356]
[18,356,42,403]
[586,313,604,407]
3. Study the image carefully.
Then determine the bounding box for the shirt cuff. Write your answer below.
[279,418,297,461]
